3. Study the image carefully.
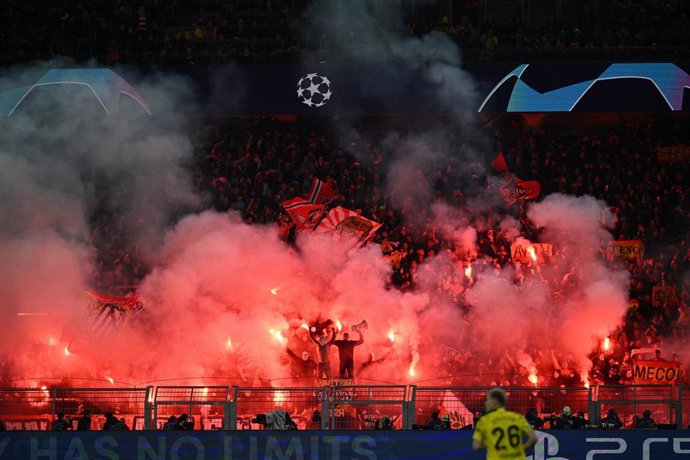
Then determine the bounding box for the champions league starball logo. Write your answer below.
[297,73,332,108]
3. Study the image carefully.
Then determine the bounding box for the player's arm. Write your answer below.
[472,421,485,451]
[472,437,485,451]
[355,330,364,345]
[522,416,538,451]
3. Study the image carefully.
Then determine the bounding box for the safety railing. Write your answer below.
[593,384,679,428]
[681,385,689,429]
[410,386,590,430]
[0,384,687,430]
[324,385,407,430]
[0,387,151,430]
[233,386,324,430]
[153,386,230,430]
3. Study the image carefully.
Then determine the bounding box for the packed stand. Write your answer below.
[190,114,689,389]
[1,1,689,65]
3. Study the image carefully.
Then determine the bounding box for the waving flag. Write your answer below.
[282,178,336,229]
[315,206,382,248]
[282,202,326,230]
[501,179,541,204]
[491,152,509,174]
[85,290,143,335]
[307,179,336,205]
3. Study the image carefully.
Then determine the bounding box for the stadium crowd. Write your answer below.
[87,112,690,388]
[1,0,689,65]
[179,114,689,388]
[4,0,687,393]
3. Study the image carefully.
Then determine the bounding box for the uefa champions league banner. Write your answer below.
[4,63,690,116]
[0,430,688,460]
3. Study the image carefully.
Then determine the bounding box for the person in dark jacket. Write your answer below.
[636,410,656,428]
[525,407,544,429]
[601,409,623,429]
[163,415,178,430]
[77,410,92,431]
[51,412,70,431]
[103,412,122,431]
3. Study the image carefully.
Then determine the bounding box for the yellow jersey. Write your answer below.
[472,407,533,460]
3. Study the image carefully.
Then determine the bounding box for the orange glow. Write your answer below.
[202,387,209,396]
[63,345,70,356]
[603,337,611,352]
[300,322,310,331]
[269,328,286,344]
[583,376,590,389]
[387,331,396,343]
[335,320,342,332]
[465,265,472,279]
[273,390,286,404]
[408,365,416,377]
[527,246,537,262]
[270,287,279,296]
[105,376,114,385]
[48,337,56,347]
[528,374,538,386]
[225,337,233,351]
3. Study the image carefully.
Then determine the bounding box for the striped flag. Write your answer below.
[306,179,336,205]
[85,291,142,335]
[315,206,382,248]
[282,178,336,229]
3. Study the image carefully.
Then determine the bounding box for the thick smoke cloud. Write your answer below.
[0,5,633,390]
[0,61,201,384]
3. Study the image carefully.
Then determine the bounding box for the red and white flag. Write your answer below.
[501,179,541,204]
[282,178,336,229]
[282,202,326,230]
[315,206,382,248]
[307,178,336,205]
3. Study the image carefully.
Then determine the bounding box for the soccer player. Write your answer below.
[472,388,538,459]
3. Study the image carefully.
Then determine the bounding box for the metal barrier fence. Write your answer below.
[0,387,151,430]
[325,385,407,430]
[593,384,679,428]
[153,386,230,430]
[1,384,688,430]
[681,386,689,429]
[411,386,591,430]
[233,386,323,430]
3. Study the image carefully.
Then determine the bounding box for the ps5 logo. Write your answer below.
[527,433,690,460]
[585,437,690,459]
[526,431,569,460]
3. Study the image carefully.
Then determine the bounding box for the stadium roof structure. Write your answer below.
[0,68,151,116]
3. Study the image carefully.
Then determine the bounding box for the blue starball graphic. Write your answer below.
[478,63,690,112]
[0,68,151,116]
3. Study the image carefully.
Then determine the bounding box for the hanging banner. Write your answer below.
[511,243,553,264]
[608,240,644,259]
[652,286,678,307]
[633,360,680,383]
[2,430,690,459]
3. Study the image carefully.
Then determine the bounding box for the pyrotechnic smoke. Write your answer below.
[0,12,632,390]
[295,0,631,387]
[0,60,200,384]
